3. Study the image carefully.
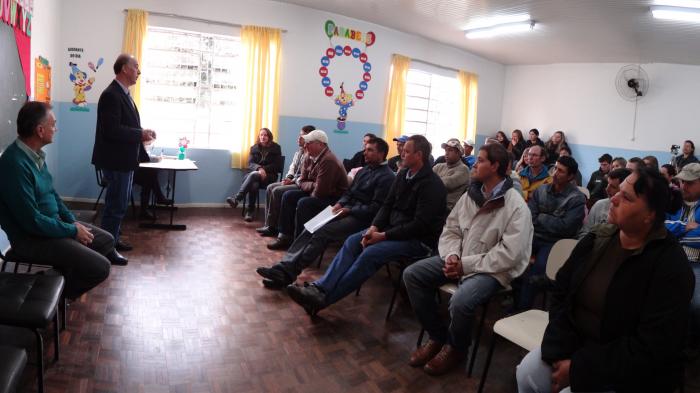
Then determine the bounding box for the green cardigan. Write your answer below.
[0,140,77,244]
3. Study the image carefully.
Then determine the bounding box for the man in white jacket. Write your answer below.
[403,143,534,376]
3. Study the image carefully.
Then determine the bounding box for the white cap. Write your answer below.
[463,139,475,147]
[302,130,329,144]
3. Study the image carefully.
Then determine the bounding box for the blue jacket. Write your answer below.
[666,201,700,252]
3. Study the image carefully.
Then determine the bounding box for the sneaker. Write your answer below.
[225,196,239,209]
[286,283,326,316]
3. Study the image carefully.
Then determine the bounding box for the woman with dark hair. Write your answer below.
[517,167,694,393]
[544,130,568,166]
[525,128,544,149]
[661,164,678,184]
[226,128,282,221]
[495,130,510,149]
[508,129,526,161]
[675,140,699,170]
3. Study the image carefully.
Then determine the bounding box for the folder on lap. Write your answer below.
[304,205,342,234]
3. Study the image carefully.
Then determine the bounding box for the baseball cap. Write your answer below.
[302,130,328,144]
[676,163,700,182]
[392,135,409,143]
[441,138,465,155]
[463,139,475,147]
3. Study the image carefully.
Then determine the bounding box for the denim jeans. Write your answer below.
[515,238,555,311]
[238,171,264,207]
[101,169,133,244]
[517,347,613,393]
[689,263,700,347]
[403,255,502,351]
[314,230,430,306]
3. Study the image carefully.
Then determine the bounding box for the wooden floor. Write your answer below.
[11,206,700,393]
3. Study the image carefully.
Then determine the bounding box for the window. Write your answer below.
[140,26,242,149]
[404,69,461,156]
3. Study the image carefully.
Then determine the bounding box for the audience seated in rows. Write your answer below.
[518,167,694,393]
[255,137,395,288]
[433,138,470,212]
[495,131,510,150]
[0,101,120,301]
[226,127,282,221]
[579,168,631,238]
[586,153,612,205]
[404,143,533,376]
[515,156,586,311]
[665,162,700,353]
[343,132,375,173]
[627,156,644,171]
[525,128,544,149]
[508,129,526,162]
[257,125,314,237]
[544,130,568,167]
[675,140,698,170]
[519,145,552,201]
[285,135,447,315]
[268,130,348,250]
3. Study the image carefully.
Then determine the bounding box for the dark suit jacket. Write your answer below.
[92,80,147,171]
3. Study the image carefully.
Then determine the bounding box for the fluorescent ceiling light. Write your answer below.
[653,0,700,8]
[465,20,535,39]
[651,5,700,21]
[463,13,531,31]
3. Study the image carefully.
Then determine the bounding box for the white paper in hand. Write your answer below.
[304,205,341,234]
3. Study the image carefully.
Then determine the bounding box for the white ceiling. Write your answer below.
[274,0,700,65]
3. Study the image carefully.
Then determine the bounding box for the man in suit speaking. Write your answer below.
[92,54,155,253]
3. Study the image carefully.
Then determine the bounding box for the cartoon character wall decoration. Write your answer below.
[320,20,375,132]
[68,56,103,111]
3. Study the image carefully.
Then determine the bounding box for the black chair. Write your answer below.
[0,272,64,393]
[0,345,27,393]
[94,167,136,218]
[384,254,433,320]
[241,156,285,219]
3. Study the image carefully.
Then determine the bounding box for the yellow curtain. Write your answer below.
[457,70,478,146]
[122,9,148,107]
[383,54,411,157]
[234,26,282,168]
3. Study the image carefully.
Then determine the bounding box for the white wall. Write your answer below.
[30,0,61,101]
[500,63,699,152]
[56,0,505,134]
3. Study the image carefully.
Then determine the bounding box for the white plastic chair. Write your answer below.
[578,186,590,200]
[477,238,578,393]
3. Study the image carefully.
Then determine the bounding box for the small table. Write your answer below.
[138,158,198,230]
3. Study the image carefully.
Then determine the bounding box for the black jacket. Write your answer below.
[586,169,608,203]
[337,163,395,224]
[371,164,447,249]
[92,80,147,171]
[248,142,282,181]
[542,224,694,393]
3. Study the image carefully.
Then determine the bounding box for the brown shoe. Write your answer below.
[409,339,443,367]
[423,345,467,376]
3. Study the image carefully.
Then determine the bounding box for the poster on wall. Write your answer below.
[1,0,33,97]
[67,47,103,112]
[319,19,375,134]
[34,56,50,102]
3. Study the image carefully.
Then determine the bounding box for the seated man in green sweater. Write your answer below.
[0,101,125,300]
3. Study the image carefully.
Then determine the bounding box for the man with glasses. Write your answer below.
[519,145,552,201]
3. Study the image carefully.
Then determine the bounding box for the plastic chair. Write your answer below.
[477,238,578,392]
[577,186,590,200]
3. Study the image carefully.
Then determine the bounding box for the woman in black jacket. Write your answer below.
[517,167,694,393]
[226,128,282,221]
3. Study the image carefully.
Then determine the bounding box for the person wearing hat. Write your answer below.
[666,162,700,352]
[434,138,476,169]
[268,130,348,250]
[388,135,408,172]
[433,138,470,211]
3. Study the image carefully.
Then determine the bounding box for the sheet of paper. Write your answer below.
[304,205,341,234]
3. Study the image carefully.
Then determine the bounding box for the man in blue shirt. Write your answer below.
[0,102,125,300]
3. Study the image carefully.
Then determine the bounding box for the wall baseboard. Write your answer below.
[61,196,230,208]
